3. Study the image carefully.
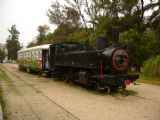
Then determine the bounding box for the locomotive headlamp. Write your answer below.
[112,49,129,71]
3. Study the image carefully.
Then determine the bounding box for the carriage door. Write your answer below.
[42,50,49,70]
[49,45,55,69]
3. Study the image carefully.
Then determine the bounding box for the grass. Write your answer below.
[0,65,9,120]
[0,64,22,120]
[128,71,160,85]
[138,73,160,85]
[0,86,7,120]
[0,65,19,94]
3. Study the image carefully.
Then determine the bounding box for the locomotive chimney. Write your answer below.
[96,35,108,50]
[112,26,119,46]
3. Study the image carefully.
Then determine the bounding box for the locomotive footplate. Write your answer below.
[91,74,139,86]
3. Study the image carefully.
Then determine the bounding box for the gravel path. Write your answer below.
[0,63,160,120]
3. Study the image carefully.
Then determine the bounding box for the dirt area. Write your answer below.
[0,63,160,120]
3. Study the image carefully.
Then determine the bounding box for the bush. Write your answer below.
[143,55,160,77]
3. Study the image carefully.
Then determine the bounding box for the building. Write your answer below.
[0,43,8,62]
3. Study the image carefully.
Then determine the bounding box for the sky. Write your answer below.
[0,0,56,47]
[0,0,156,47]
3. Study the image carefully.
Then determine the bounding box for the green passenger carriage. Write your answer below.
[17,44,50,73]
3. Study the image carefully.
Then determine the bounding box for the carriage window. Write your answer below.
[33,51,36,60]
[36,51,39,59]
[21,53,23,59]
[39,51,42,58]
[28,52,31,59]
[23,53,25,59]
[31,51,34,60]
[24,52,26,59]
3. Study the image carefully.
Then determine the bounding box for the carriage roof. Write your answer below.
[18,44,51,53]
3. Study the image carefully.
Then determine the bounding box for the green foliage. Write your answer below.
[36,25,50,45]
[47,1,80,27]
[27,39,37,48]
[27,0,160,74]
[87,33,97,47]
[27,25,50,48]
[46,0,160,45]
[6,25,21,60]
[0,65,19,94]
[138,73,160,85]
[8,24,20,41]
[120,29,140,68]
[51,23,75,43]
[0,49,6,63]
[120,29,159,71]
[143,56,160,77]
[67,29,88,42]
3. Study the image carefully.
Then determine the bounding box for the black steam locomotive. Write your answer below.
[48,27,139,92]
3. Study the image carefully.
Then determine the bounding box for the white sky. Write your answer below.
[0,0,56,47]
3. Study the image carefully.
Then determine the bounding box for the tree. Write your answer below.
[6,25,21,61]
[143,55,160,77]
[36,25,50,45]
[51,23,75,43]
[0,48,6,63]
[48,3,83,43]
[48,1,81,27]
[27,39,37,48]
[46,0,160,71]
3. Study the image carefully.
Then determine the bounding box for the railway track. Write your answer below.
[1,63,160,120]
[2,65,80,120]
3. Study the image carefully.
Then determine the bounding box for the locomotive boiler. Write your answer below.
[49,27,139,92]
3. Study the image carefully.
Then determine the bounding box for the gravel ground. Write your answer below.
[0,63,160,120]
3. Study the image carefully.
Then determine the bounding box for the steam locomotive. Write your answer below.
[18,27,139,92]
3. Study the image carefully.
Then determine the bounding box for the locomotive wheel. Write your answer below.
[95,82,105,92]
[118,85,126,96]
[111,86,118,92]
[105,86,111,94]
[69,72,78,85]
[69,74,74,83]
[27,68,30,73]
[65,71,75,84]
[63,73,70,83]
